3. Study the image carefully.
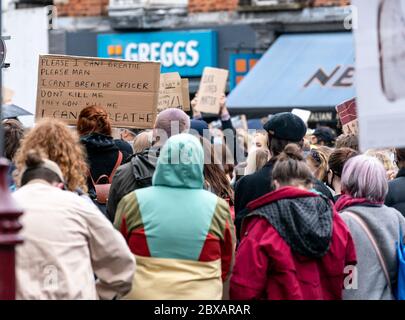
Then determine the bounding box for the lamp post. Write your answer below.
[0,0,23,300]
[0,160,23,300]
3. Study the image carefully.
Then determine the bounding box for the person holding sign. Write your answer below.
[194,67,229,115]
[191,93,243,167]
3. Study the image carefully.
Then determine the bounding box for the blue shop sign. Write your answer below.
[97,30,218,77]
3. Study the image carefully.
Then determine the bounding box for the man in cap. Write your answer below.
[311,126,336,148]
[233,112,338,239]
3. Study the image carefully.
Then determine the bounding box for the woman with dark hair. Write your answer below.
[327,148,358,201]
[2,118,24,191]
[230,144,356,300]
[77,106,132,214]
[201,138,235,220]
[214,142,235,181]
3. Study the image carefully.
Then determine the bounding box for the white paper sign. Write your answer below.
[353,0,405,150]
[292,108,311,124]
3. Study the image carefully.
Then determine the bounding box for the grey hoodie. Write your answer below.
[341,205,405,300]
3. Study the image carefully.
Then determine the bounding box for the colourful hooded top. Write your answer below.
[114,133,235,300]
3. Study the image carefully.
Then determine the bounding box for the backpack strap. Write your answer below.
[88,151,123,186]
[108,151,123,183]
[344,211,392,290]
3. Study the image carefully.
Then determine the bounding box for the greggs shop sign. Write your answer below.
[97,30,217,77]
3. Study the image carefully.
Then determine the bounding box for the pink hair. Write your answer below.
[341,155,388,202]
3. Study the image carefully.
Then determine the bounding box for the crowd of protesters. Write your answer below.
[3,95,405,300]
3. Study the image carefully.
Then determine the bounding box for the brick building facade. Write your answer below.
[46,0,354,123]
[55,0,351,17]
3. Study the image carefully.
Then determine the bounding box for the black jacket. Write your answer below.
[106,147,160,222]
[385,168,405,217]
[234,162,274,238]
[234,160,335,239]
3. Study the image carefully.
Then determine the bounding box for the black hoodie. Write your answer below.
[80,133,132,196]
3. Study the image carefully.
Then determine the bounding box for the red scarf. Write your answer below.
[334,194,383,212]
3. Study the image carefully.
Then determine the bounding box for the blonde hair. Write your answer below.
[365,149,395,172]
[14,118,88,192]
[133,130,152,154]
[253,131,268,149]
[244,147,271,175]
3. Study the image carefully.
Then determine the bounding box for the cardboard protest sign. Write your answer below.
[157,72,183,112]
[195,67,229,114]
[36,54,161,129]
[353,0,405,150]
[336,98,358,135]
[181,79,190,111]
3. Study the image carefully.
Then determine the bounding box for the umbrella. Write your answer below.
[1,104,32,120]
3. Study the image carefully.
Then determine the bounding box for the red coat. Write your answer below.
[230,187,357,300]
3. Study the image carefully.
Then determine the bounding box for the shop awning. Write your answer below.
[227,32,355,113]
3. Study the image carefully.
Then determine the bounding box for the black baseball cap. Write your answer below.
[313,127,336,143]
[263,112,307,142]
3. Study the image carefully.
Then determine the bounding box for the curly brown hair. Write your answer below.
[2,119,25,160]
[77,105,112,137]
[14,118,88,192]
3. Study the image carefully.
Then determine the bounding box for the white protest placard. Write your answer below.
[36,54,161,129]
[195,67,229,114]
[292,108,311,124]
[353,0,405,150]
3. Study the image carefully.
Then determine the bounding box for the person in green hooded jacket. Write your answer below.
[114,133,236,300]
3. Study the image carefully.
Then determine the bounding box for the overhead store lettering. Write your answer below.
[125,40,199,68]
[304,66,355,88]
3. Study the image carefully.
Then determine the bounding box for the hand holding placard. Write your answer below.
[336,98,358,135]
[195,67,229,114]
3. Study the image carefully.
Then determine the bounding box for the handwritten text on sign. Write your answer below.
[195,67,228,114]
[158,72,183,112]
[36,54,161,128]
